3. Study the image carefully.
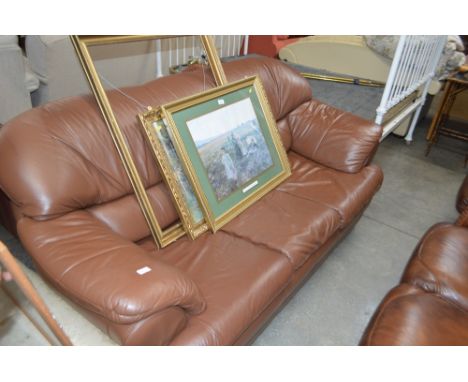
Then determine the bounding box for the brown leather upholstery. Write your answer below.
[361,284,468,345]
[18,212,207,322]
[0,57,383,345]
[456,175,468,213]
[288,100,382,173]
[222,186,342,270]
[456,176,468,229]
[159,232,293,345]
[278,153,383,226]
[402,224,468,310]
[458,208,468,228]
[361,223,468,345]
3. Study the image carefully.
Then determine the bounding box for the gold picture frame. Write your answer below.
[71,35,227,248]
[139,109,209,240]
[160,76,291,233]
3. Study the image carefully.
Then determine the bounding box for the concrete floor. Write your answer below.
[0,119,466,346]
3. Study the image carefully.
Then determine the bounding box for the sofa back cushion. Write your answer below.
[0,57,311,242]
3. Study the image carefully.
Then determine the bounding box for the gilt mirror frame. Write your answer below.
[71,35,227,248]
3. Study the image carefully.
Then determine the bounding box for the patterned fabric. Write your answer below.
[364,35,466,80]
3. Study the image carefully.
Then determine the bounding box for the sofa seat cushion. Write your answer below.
[221,188,342,270]
[147,231,293,345]
[277,152,383,226]
[402,223,468,311]
[361,284,468,345]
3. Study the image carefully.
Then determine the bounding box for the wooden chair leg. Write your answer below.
[0,241,72,345]
[426,81,452,140]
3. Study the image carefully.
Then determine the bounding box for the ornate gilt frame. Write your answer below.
[139,109,209,240]
[70,35,227,248]
[160,76,291,233]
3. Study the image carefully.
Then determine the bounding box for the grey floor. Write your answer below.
[289,61,384,121]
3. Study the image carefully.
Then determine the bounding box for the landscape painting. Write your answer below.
[186,97,273,201]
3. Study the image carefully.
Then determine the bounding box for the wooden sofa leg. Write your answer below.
[0,241,72,345]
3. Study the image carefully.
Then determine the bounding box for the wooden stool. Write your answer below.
[426,70,468,164]
[0,241,72,345]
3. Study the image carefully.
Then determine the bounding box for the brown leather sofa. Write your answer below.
[0,57,383,345]
[361,175,468,345]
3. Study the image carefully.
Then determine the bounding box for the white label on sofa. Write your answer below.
[136,266,152,275]
[217,99,225,105]
[243,180,258,193]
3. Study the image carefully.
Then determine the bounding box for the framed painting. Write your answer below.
[139,110,208,240]
[160,76,291,232]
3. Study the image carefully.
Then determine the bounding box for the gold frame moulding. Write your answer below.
[139,110,209,240]
[160,76,291,233]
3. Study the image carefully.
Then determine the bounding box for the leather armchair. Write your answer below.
[361,176,468,345]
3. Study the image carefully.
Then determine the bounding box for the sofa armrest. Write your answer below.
[288,99,382,173]
[17,211,206,326]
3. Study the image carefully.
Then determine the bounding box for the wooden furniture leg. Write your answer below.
[425,74,468,161]
[426,80,454,141]
[0,241,72,345]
